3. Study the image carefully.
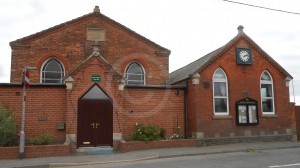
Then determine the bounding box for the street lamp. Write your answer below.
[19,66,37,159]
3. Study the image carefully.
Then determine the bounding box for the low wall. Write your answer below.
[197,134,293,146]
[118,139,197,152]
[0,143,70,160]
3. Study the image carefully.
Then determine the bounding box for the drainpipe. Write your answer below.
[184,80,189,139]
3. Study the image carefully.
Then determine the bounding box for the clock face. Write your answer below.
[239,50,250,62]
[236,48,252,65]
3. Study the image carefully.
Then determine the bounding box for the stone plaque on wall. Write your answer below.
[87,28,106,41]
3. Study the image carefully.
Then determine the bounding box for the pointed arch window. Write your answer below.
[125,62,145,85]
[213,68,229,115]
[260,71,275,114]
[41,57,65,83]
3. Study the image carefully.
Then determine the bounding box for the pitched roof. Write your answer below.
[167,26,293,84]
[167,47,224,84]
[9,6,170,54]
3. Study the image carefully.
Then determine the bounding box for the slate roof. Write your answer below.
[167,26,293,84]
[167,47,224,84]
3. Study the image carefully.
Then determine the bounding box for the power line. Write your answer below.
[223,0,300,15]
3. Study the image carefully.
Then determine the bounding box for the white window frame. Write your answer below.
[260,70,275,114]
[40,57,65,83]
[125,61,146,85]
[213,68,229,115]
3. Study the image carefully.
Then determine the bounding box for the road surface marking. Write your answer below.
[269,163,300,168]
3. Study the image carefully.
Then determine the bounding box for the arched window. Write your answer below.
[125,62,145,85]
[213,68,229,115]
[41,57,65,83]
[260,71,275,114]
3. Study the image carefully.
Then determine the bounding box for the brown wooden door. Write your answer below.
[77,85,113,148]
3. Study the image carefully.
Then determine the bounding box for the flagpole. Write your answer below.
[19,66,36,159]
[19,73,26,159]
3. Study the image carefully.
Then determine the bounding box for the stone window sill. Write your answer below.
[213,115,233,120]
[261,114,278,118]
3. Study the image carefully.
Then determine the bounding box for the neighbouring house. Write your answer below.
[0,6,297,153]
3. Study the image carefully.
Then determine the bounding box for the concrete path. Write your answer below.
[1,141,299,168]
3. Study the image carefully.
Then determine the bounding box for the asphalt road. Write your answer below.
[66,148,300,168]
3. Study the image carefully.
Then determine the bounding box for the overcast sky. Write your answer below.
[0,0,299,104]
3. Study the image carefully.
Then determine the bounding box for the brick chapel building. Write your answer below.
[0,6,297,150]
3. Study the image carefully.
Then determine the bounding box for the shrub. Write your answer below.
[133,123,162,142]
[29,133,53,145]
[0,106,18,147]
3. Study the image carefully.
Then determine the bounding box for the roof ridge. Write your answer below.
[167,46,224,84]
[10,12,95,46]
[170,47,223,75]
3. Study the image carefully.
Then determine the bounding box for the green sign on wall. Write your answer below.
[91,75,101,82]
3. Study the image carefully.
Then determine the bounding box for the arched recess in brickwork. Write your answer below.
[124,61,146,85]
[40,57,65,83]
[119,55,150,75]
[212,68,229,115]
[260,70,275,114]
[77,84,113,148]
[37,51,69,72]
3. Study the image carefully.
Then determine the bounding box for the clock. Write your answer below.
[239,50,250,62]
[236,48,252,65]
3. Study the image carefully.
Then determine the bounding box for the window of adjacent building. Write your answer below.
[41,57,65,83]
[125,62,145,85]
[213,68,229,115]
[260,71,275,114]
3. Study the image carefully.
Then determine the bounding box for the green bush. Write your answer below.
[0,106,18,147]
[133,123,162,142]
[29,133,53,145]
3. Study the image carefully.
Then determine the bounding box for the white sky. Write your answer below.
[0,0,299,104]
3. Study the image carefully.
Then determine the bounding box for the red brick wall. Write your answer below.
[10,13,169,85]
[0,144,70,160]
[7,11,174,148]
[118,139,196,152]
[187,38,292,138]
[0,85,66,142]
[64,56,185,143]
[122,88,185,139]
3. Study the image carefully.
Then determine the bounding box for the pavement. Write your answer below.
[1,141,300,168]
